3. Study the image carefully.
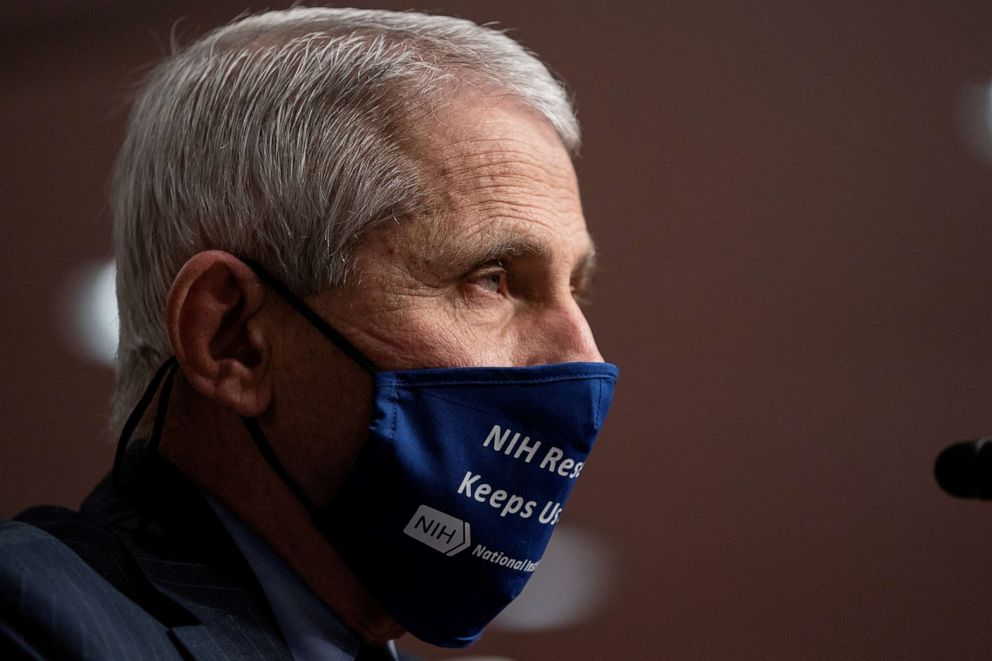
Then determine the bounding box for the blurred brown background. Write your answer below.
[3,1,992,659]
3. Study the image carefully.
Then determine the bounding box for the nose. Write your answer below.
[530,298,604,365]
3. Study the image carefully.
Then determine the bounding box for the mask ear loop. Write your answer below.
[240,258,380,375]
[113,357,178,491]
[242,416,321,518]
[145,362,179,460]
[236,257,379,514]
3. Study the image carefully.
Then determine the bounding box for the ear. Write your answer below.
[167,250,271,417]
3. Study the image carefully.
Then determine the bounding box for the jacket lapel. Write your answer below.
[82,451,293,661]
[169,614,293,661]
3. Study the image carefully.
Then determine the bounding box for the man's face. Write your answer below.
[263,92,603,502]
[312,93,603,370]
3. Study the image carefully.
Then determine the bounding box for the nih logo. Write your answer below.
[403,504,472,556]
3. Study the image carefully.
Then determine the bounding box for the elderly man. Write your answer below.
[0,7,617,660]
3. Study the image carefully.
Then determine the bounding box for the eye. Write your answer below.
[472,268,508,295]
[464,261,510,300]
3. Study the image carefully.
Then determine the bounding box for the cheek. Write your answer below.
[413,323,489,367]
[386,312,518,368]
[441,306,533,367]
[264,329,376,504]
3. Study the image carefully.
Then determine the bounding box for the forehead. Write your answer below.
[380,92,592,268]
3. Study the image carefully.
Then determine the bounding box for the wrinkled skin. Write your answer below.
[162,90,604,644]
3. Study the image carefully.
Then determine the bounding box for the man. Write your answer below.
[1,7,617,660]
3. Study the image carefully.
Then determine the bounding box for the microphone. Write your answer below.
[935,437,992,499]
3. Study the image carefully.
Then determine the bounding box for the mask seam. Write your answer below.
[594,378,603,428]
[388,383,400,441]
[414,389,522,419]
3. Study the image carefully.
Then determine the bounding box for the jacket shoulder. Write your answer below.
[0,518,184,660]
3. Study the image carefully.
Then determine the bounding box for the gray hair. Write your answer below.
[111,7,580,427]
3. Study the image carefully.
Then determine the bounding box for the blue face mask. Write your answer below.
[116,260,618,648]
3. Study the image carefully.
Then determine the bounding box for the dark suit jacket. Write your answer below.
[1,451,294,660]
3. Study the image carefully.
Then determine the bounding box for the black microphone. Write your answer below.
[935,437,992,499]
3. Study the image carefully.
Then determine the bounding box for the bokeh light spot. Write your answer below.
[956,79,992,168]
[56,259,118,365]
[491,525,615,632]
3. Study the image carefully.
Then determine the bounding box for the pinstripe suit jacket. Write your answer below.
[0,454,295,660]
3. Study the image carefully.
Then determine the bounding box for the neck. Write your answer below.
[158,378,404,645]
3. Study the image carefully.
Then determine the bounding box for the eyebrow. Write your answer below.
[464,237,548,267]
[448,234,598,283]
